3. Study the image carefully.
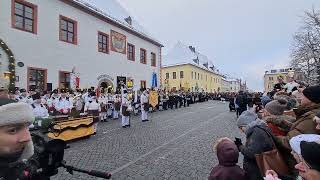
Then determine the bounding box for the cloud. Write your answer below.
[244,53,291,91]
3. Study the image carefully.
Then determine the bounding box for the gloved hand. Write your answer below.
[234,137,243,150]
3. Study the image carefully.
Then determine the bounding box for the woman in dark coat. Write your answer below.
[236,110,274,180]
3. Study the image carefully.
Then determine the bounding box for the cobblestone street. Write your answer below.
[53,101,243,180]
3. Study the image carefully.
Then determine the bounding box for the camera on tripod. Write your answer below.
[22,132,111,179]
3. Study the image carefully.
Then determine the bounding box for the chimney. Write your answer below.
[189,46,195,53]
[124,16,132,25]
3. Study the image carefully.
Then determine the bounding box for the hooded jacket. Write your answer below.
[239,119,274,180]
[208,140,246,180]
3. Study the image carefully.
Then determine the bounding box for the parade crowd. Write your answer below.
[209,75,320,180]
[1,75,320,180]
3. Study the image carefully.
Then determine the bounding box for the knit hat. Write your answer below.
[301,141,320,172]
[265,98,288,115]
[0,98,35,126]
[289,134,320,155]
[303,85,320,104]
[237,110,258,127]
[261,95,272,107]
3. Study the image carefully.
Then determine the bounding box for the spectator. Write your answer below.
[236,110,274,180]
[0,98,35,179]
[263,99,296,136]
[289,134,320,180]
[277,85,320,150]
[208,137,246,180]
[236,91,248,115]
[265,134,320,180]
[313,112,320,130]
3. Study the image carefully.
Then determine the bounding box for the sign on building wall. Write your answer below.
[111,30,126,54]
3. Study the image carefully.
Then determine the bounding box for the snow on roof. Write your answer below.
[72,0,162,46]
[163,41,220,74]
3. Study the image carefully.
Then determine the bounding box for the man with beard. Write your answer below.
[0,98,35,179]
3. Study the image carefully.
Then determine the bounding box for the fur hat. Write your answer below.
[237,110,258,127]
[289,134,320,155]
[0,98,35,127]
[265,98,288,115]
[0,98,35,160]
[303,85,320,104]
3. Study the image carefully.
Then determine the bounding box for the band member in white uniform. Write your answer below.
[99,91,108,122]
[113,94,121,119]
[106,92,114,118]
[84,92,101,133]
[121,90,131,128]
[17,89,33,105]
[55,89,73,115]
[140,89,149,122]
[31,93,49,118]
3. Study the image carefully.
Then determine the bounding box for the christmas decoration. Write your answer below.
[0,38,16,91]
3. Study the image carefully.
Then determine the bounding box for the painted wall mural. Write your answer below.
[110,30,126,54]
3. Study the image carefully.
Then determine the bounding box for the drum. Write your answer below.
[101,103,107,112]
[121,106,130,116]
[143,103,149,111]
[114,102,121,111]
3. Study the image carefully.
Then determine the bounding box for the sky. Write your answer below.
[86,0,320,91]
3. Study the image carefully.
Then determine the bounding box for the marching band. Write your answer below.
[6,85,214,134]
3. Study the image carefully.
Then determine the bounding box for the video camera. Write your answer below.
[21,132,111,180]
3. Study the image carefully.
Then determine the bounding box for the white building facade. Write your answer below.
[221,78,241,93]
[0,0,163,92]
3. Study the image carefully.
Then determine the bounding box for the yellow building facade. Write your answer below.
[161,63,223,92]
[264,68,304,92]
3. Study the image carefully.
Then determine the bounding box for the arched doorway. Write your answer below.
[98,79,114,93]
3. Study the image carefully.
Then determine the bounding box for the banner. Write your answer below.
[149,90,158,108]
[111,30,126,54]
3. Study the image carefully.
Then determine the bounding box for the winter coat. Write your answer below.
[208,140,246,180]
[239,120,274,180]
[277,104,320,150]
[274,104,320,175]
[264,115,296,136]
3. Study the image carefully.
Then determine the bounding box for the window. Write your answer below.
[206,75,207,81]
[198,73,199,80]
[12,0,38,33]
[269,77,273,81]
[166,73,169,79]
[59,15,77,44]
[180,71,184,78]
[173,72,177,79]
[127,43,135,61]
[191,71,193,79]
[140,48,147,64]
[151,52,156,67]
[59,71,71,89]
[271,70,277,73]
[98,31,109,54]
[28,67,47,91]
[140,80,146,89]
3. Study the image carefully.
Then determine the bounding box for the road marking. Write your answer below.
[110,112,226,175]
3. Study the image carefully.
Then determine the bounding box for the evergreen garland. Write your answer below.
[0,38,16,91]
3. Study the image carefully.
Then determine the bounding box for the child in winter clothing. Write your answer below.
[208,137,247,180]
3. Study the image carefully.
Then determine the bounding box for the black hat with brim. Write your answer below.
[301,141,320,172]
